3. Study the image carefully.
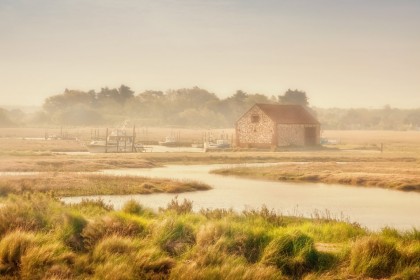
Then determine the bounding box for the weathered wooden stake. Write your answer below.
[116,135,119,152]
[132,125,136,152]
[105,128,108,153]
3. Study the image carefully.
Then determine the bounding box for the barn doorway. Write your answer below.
[304,127,317,146]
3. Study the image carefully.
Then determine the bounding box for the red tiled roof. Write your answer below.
[256,103,320,124]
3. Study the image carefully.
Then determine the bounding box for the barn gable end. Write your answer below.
[235,104,276,148]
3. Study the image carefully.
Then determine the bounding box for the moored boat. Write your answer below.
[158,136,178,147]
[204,139,230,150]
[87,129,144,153]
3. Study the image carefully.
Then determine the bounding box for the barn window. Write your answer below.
[251,115,260,123]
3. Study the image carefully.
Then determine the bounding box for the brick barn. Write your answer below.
[235,103,320,148]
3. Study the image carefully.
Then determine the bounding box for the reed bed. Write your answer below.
[0,194,418,279]
[0,174,211,197]
[213,161,420,192]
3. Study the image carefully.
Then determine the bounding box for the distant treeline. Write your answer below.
[1,85,420,130]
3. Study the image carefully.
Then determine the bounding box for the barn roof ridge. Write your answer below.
[255,103,320,125]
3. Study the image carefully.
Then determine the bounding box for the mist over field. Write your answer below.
[1,87,420,131]
[1,0,419,108]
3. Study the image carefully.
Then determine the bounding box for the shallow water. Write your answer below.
[61,163,420,231]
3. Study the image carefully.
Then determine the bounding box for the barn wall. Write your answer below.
[277,124,320,146]
[236,106,275,147]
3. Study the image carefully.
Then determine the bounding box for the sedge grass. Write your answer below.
[0,173,211,197]
[212,161,420,192]
[0,194,418,279]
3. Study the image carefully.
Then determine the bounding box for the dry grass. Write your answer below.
[2,149,418,172]
[0,194,418,280]
[1,129,420,173]
[213,161,420,192]
[0,138,86,154]
[0,173,211,197]
[0,154,157,172]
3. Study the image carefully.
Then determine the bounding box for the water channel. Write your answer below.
[61,163,420,231]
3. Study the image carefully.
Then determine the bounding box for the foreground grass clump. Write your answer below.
[0,195,418,279]
[0,231,38,275]
[261,231,318,277]
[350,235,420,279]
[0,174,211,197]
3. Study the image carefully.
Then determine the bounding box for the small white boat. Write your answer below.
[158,136,178,147]
[191,142,204,148]
[204,139,230,150]
[87,129,144,153]
[87,140,145,153]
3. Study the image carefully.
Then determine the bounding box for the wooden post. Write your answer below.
[116,136,119,153]
[132,125,136,152]
[105,128,108,153]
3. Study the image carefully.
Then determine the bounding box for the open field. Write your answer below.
[1,130,419,172]
[0,174,211,197]
[213,161,420,192]
[0,154,157,172]
[1,150,417,172]
[0,194,418,280]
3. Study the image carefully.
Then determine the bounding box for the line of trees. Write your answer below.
[38,86,277,127]
[1,85,419,130]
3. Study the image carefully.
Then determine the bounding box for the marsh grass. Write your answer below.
[0,174,211,197]
[0,194,418,279]
[0,154,157,172]
[159,196,193,214]
[261,231,319,277]
[0,231,38,275]
[213,161,420,192]
[81,213,146,250]
[350,236,406,278]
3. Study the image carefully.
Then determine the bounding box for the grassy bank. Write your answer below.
[0,155,157,172]
[212,161,420,192]
[1,150,418,172]
[0,194,418,279]
[0,174,211,197]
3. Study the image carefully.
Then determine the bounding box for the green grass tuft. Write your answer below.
[0,231,38,275]
[261,230,319,278]
[81,213,145,250]
[350,236,400,278]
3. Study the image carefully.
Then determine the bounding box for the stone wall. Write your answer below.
[236,106,275,147]
[277,124,320,146]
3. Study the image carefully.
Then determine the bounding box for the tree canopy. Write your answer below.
[278,89,309,106]
[29,85,420,130]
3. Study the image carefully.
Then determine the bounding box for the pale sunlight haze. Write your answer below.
[0,0,419,107]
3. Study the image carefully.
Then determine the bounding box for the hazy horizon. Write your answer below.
[1,0,419,108]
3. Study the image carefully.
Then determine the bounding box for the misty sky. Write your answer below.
[0,0,419,108]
